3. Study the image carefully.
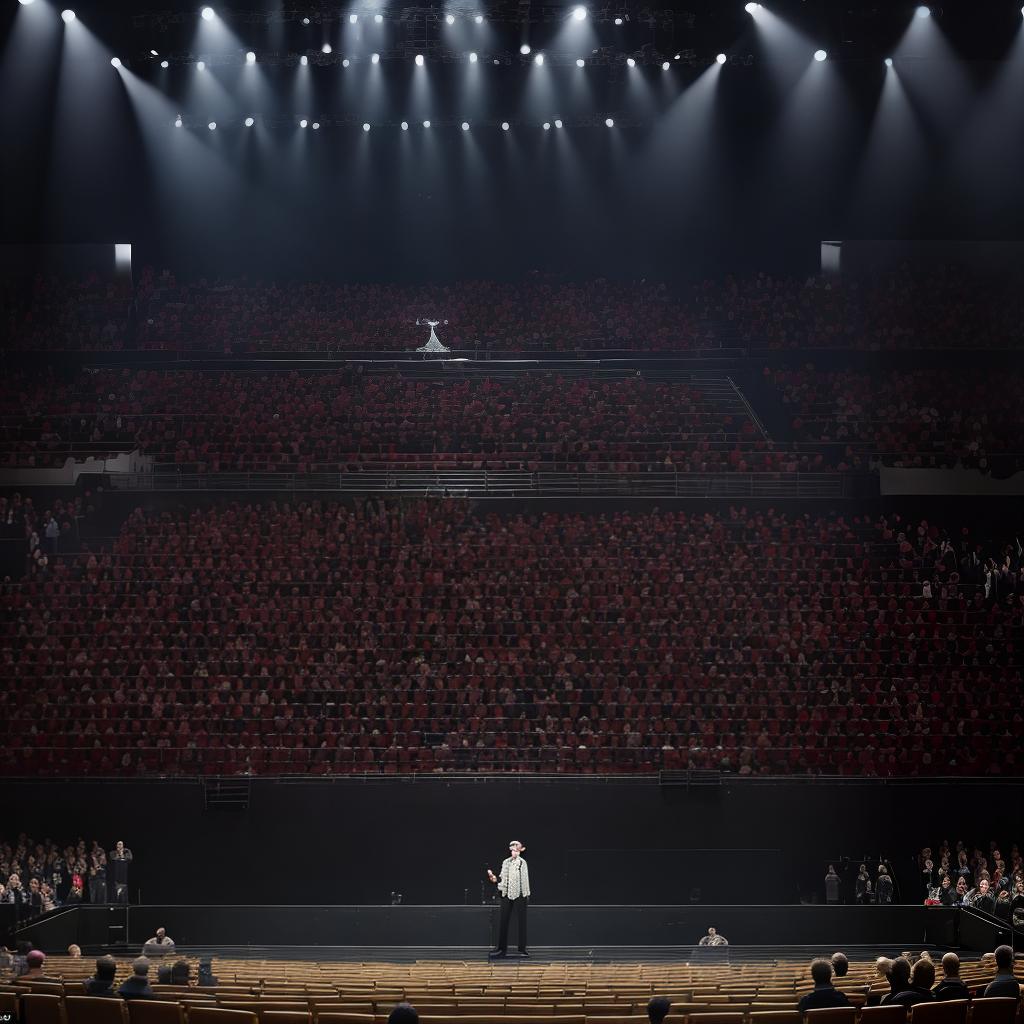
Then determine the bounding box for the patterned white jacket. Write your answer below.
[499,856,531,899]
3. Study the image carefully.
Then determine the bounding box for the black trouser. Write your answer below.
[497,895,528,952]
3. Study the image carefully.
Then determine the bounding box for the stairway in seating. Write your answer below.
[641,370,770,440]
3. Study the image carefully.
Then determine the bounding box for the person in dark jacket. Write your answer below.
[197,958,219,987]
[797,959,851,1012]
[890,958,936,1008]
[982,945,1020,999]
[934,953,970,1001]
[85,956,118,996]
[118,958,156,1000]
[880,958,913,1004]
[647,997,671,1024]
[831,952,849,978]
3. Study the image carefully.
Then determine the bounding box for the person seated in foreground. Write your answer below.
[387,1003,419,1024]
[880,957,913,1005]
[85,956,118,996]
[831,952,850,978]
[197,958,219,987]
[23,950,62,983]
[647,997,671,1024]
[982,945,1020,999]
[67,945,82,959]
[698,926,728,946]
[157,959,191,985]
[118,958,157,1000]
[889,958,936,1007]
[142,926,175,956]
[798,958,851,1011]
[934,952,970,1001]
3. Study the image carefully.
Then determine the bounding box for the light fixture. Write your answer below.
[208,121,216,130]
[349,13,358,23]
[18,0,36,5]
[246,50,256,63]
[401,121,409,130]
[300,119,308,127]
[716,52,726,64]
[110,56,122,67]
[813,49,827,61]
[576,58,585,67]
[915,4,931,16]
[543,121,550,130]
[342,58,350,66]
[174,116,182,127]
[244,116,255,126]
[415,53,424,65]
[302,16,310,24]
[605,117,614,127]
[534,52,544,65]
[572,5,587,19]
[362,122,370,131]
[322,43,331,53]
[501,121,510,131]
[201,6,214,21]
[61,10,75,22]
[300,55,308,65]
[371,52,380,63]
[446,13,455,24]
[375,12,383,22]
[662,61,670,70]
[744,2,760,11]
[462,121,470,130]
[196,60,205,70]
[312,122,320,129]
[554,118,562,127]
[520,44,531,55]
[151,49,158,55]
[626,57,635,67]
[884,56,893,66]
[475,13,484,23]
[614,17,623,25]
[161,60,169,68]
[422,119,430,128]
[469,51,478,62]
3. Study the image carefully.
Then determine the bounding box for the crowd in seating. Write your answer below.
[5,267,1024,353]
[1,501,1021,777]
[916,842,1024,920]
[0,490,101,574]
[769,368,1024,471]
[0,368,806,474]
[0,834,133,912]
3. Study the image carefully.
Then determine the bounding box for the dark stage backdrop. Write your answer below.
[6,779,1024,906]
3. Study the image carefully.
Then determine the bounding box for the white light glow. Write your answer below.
[423,119,430,128]
[174,116,182,127]
[342,58,350,66]
[371,52,380,63]
[61,10,75,23]
[312,122,320,129]
[446,14,455,24]
[543,121,550,130]
[745,2,761,11]
[299,119,308,127]
[322,43,331,53]
[375,13,383,22]
[716,52,726,64]
[401,121,409,130]
[196,60,205,70]
[915,5,931,17]
[462,121,470,130]
[884,57,893,66]
[245,116,255,126]
[554,118,562,128]
[300,55,308,65]
[662,61,669,70]
[534,52,544,65]
[362,122,370,131]
[813,48,827,61]
[501,121,510,131]
[201,6,214,21]
[475,14,484,23]
[110,56,121,67]
[469,51,478,62]
[415,53,424,65]
[18,0,36,6]
[572,5,587,20]
[208,121,216,130]
[520,44,531,55]
[151,49,158,55]
[349,13,357,23]
[576,58,585,67]
[605,117,614,127]
[614,17,623,25]
[246,50,256,63]
[302,16,309,24]
[626,57,635,67]
[161,60,169,68]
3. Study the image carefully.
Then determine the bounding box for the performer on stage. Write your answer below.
[487,840,530,958]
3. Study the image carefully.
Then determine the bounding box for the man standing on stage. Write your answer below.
[487,840,530,958]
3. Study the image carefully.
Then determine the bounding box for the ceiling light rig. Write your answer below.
[169,114,641,131]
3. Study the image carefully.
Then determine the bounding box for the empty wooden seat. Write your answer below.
[804,1008,858,1024]
[909,1001,969,1024]
[127,1003,187,1024]
[262,1013,311,1024]
[65,998,127,1024]
[749,1011,802,1024]
[859,1007,908,1024]
[187,1009,259,1024]
[22,994,66,1024]
[316,1014,375,1024]
[968,999,1020,1024]
[689,1013,746,1024]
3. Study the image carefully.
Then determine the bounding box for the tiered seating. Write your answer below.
[0,955,1017,1024]
[1,503,1021,777]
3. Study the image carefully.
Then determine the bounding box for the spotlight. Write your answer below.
[614,17,623,25]
[915,4,931,16]
[475,13,484,23]
[322,43,332,53]
[18,0,36,5]
[300,119,308,127]
[675,53,681,59]
[61,10,75,22]
[543,121,550,130]
[626,57,635,67]
[342,58,350,66]
[208,121,216,130]
[554,118,562,127]
[174,116,182,127]
[446,13,455,24]
[534,52,544,65]
[375,12,383,21]
[605,117,614,127]
[462,121,470,130]
[371,52,380,63]
[349,13,358,23]
[415,53,424,65]
[201,6,214,20]
[469,51,478,62]
[362,122,370,131]
[501,121,510,130]
[744,2,760,11]
[312,122,320,129]
[423,119,431,128]
[151,49,158,55]
[662,61,669,70]
[197,60,205,70]
[110,56,122,67]
[246,50,256,63]
[716,52,726,64]
[572,5,587,19]
[244,116,255,126]
[300,55,308,65]
[520,44,531,55]
[401,121,409,130]
[884,56,893,66]
[813,48,827,61]
[161,60,169,67]
[576,58,585,67]
[302,16,310,24]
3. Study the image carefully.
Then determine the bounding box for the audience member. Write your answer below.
[934,953,970,1001]
[879,958,912,1005]
[797,959,851,1011]
[143,927,175,957]
[84,956,118,996]
[197,958,219,987]
[831,953,849,978]
[118,958,157,1000]
[982,946,1020,999]
[698,928,728,946]
[647,997,672,1024]
[387,1003,420,1024]
[23,950,61,983]
[67,945,82,958]
[889,959,936,1008]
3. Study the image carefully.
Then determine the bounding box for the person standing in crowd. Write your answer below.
[934,953,970,1001]
[88,852,107,904]
[876,866,894,905]
[109,841,133,904]
[855,865,872,904]
[971,878,997,915]
[825,866,841,905]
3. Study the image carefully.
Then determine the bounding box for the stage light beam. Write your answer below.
[322,43,331,53]
[462,121,470,130]
[469,52,478,62]
[371,52,380,63]
[61,10,75,22]
[520,44,531,55]
[446,14,455,24]
[576,58,585,67]
[362,122,370,131]
[201,6,214,21]
[534,52,544,65]
[716,52,727,64]
[572,5,587,19]
[605,117,614,127]
[813,49,827,61]
[915,5,931,17]
[246,50,256,63]
[245,116,254,126]
[415,54,424,65]
[110,57,122,67]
